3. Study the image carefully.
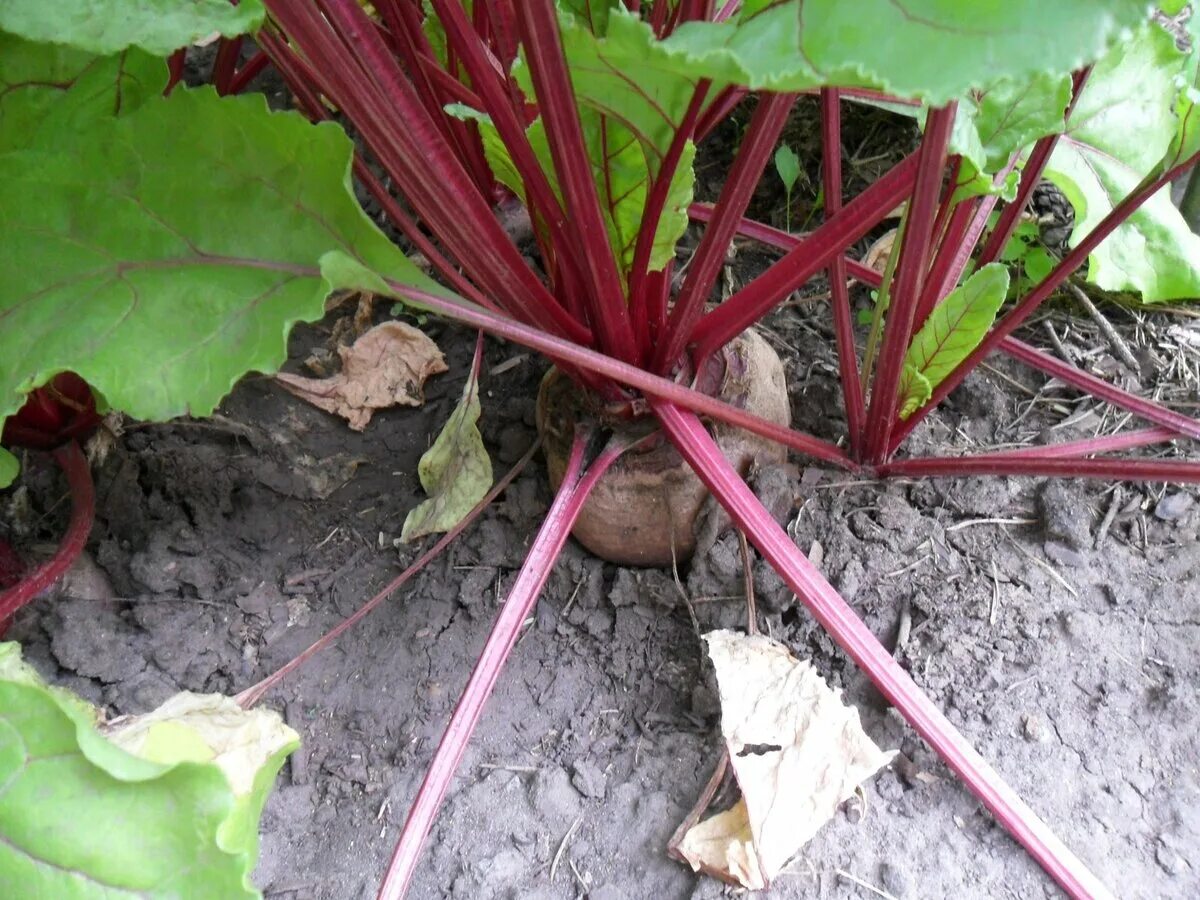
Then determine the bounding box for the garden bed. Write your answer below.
[5,292,1197,899]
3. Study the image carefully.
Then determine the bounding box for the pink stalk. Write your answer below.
[375,0,488,182]
[974,68,1092,269]
[656,93,797,373]
[695,86,747,141]
[915,197,979,324]
[878,454,1200,482]
[390,285,856,468]
[212,36,243,95]
[685,204,884,284]
[690,151,921,362]
[264,4,591,344]
[236,434,541,709]
[628,80,711,320]
[997,337,1200,441]
[892,149,1200,450]
[225,50,270,95]
[651,400,1115,900]
[918,426,1179,462]
[862,104,957,463]
[377,430,625,899]
[256,29,495,313]
[820,88,866,453]
[428,0,581,275]
[0,442,94,623]
[165,48,186,94]
[515,0,640,363]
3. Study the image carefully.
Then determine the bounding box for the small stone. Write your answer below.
[570,758,606,799]
[879,862,911,898]
[1154,492,1195,521]
[1021,713,1051,743]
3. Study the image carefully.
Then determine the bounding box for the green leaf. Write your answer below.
[0,34,165,153]
[0,642,297,898]
[663,0,1149,105]
[443,104,528,203]
[401,363,493,542]
[1163,10,1200,171]
[897,365,932,420]
[774,145,801,194]
[898,264,1010,418]
[448,98,693,275]
[0,0,265,56]
[1045,23,1200,301]
[948,73,1072,202]
[0,87,441,447]
[0,448,17,488]
[510,11,698,274]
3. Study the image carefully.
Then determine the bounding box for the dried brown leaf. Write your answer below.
[276,321,446,430]
[678,630,894,889]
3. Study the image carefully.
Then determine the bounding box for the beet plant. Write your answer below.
[2,2,1200,898]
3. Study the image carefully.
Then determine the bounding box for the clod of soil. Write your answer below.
[536,329,789,566]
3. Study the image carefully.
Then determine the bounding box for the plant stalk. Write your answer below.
[690,151,920,363]
[891,149,1200,451]
[652,400,1115,900]
[878,455,1200,482]
[377,430,625,899]
[820,88,866,454]
[685,204,883,283]
[861,103,956,463]
[656,92,797,373]
[390,285,857,468]
[515,0,641,363]
[0,442,94,624]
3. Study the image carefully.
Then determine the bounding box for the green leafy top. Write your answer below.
[0,643,297,898]
[665,0,1149,105]
[0,0,264,56]
[1044,22,1200,301]
[0,41,445,487]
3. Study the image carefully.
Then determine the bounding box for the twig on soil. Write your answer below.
[670,543,702,642]
[835,868,900,900]
[1042,320,1079,368]
[550,816,583,883]
[737,531,758,635]
[989,560,1001,627]
[235,437,542,709]
[1004,534,1078,599]
[1093,487,1123,550]
[893,596,912,655]
[666,752,729,863]
[945,517,1036,532]
[1065,281,1141,376]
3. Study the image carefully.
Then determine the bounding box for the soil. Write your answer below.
[4,288,1199,900]
[4,75,1199,900]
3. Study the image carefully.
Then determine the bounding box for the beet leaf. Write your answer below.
[0,0,264,56]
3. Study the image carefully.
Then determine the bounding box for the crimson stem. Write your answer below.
[377,430,626,900]
[0,442,94,625]
[651,399,1116,900]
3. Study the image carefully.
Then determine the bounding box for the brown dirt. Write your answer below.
[4,290,1199,899]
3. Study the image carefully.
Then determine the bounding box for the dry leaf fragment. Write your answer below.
[276,321,446,430]
[677,630,895,890]
[863,227,899,274]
